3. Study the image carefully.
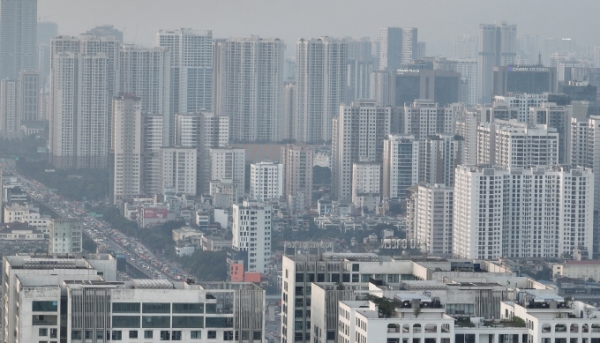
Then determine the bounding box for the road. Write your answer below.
[3,164,189,282]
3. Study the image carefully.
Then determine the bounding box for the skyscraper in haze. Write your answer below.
[294,37,347,142]
[478,22,517,103]
[213,36,285,142]
[157,29,213,144]
[50,52,108,169]
[120,44,171,145]
[0,0,37,79]
[379,27,418,70]
[111,95,142,204]
[84,25,123,42]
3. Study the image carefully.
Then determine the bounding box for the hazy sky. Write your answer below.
[39,0,599,56]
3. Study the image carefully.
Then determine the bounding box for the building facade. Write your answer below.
[249,161,283,202]
[232,201,272,274]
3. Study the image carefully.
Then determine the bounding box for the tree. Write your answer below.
[413,306,422,318]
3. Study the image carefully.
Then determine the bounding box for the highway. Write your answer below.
[3,164,188,282]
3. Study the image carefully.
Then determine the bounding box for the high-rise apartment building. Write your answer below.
[478,22,517,103]
[453,165,593,259]
[209,147,245,201]
[435,58,478,105]
[351,162,381,212]
[420,134,462,187]
[111,95,142,204]
[18,70,39,122]
[379,27,417,70]
[454,34,478,59]
[382,135,419,201]
[232,200,272,274]
[157,28,213,143]
[455,110,479,165]
[530,102,572,164]
[0,79,18,132]
[406,183,453,256]
[249,161,283,202]
[395,69,460,107]
[84,25,123,42]
[48,218,82,254]
[403,100,455,140]
[213,36,284,142]
[370,69,395,106]
[161,147,197,196]
[282,82,295,140]
[331,101,391,201]
[280,144,313,208]
[294,37,347,142]
[345,37,375,103]
[50,52,108,169]
[492,93,548,123]
[120,44,171,145]
[198,113,229,194]
[141,114,164,196]
[0,0,37,79]
[476,120,559,168]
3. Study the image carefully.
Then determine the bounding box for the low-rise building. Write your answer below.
[172,226,204,242]
[553,260,600,282]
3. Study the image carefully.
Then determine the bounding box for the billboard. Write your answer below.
[143,208,168,219]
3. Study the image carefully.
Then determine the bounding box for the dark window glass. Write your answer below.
[224,331,234,340]
[141,316,170,328]
[205,317,234,328]
[172,316,204,328]
[208,331,217,339]
[112,303,140,313]
[205,303,217,314]
[129,331,138,339]
[172,331,182,340]
[111,330,122,341]
[191,331,201,339]
[71,330,81,339]
[144,330,153,338]
[160,330,170,340]
[172,303,204,313]
[32,301,57,312]
[142,303,170,313]
[112,316,140,328]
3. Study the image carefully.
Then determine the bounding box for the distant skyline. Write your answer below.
[39,0,599,57]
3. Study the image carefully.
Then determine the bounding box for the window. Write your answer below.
[39,328,48,337]
[129,330,138,339]
[205,303,217,314]
[172,303,204,313]
[112,303,140,313]
[32,301,57,312]
[49,329,57,339]
[112,316,141,328]
[142,316,170,328]
[172,316,204,328]
[70,330,81,339]
[143,303,170,313]
[224,331,234,340]
[172,331,182,340]
[191,331,201,339]
[253,331,262,340]
[111,330,122,341]
[144,330,153,339]
[207,331,217,339]
[206,317,233,328]
[160,331,170,340]
[96,330,104,340]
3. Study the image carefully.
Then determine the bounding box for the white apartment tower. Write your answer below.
[403,100,455,140]
[111,95,142,204]
[49,218,82,254]
[382,135,419,201]
[351,162,381,212]
[50,51,108,169]
[198,113,229,194]
[420,134,462,187]
[478,22,517,103]
[406,183,453,257]
[232,200,272,274]
[294,37,347,142]
[379,27,418,70]
[332,101,391,201]
[453,165,593,259]
[250,161,283,202]
[476,120,559,168]
[0,0,37,79]
[213,36,285,142]
[493,93,547,124]
[157,28,213,144]
[455,110,479,165]
[280,144,314,209]
[209,147,245,201]
[161,147,197,196]
[141,114,164,196]
[119,44,171,145]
